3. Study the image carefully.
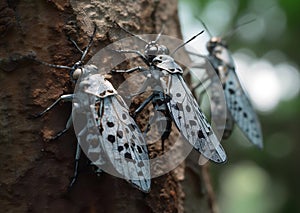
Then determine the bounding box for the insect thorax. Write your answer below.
[152,55,183,74]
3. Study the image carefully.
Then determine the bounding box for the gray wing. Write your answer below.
[209,75,234,139]
[78,73,150,192]
[73,73,107,168]
[167,74,227,163]
[224,69,263,148]
[96,96,151,192]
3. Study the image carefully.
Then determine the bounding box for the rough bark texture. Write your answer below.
[0,0,212,212]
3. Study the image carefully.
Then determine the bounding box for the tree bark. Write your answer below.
[0,0,213,212]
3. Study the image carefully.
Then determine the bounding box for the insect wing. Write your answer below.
[209,74,234,139]
[98,96,151,192]
[167,74,227,163]
[72,67,108,168]
[224,69,263,148]
[85,74,151,192]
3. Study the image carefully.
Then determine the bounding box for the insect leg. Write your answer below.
[48,114,73,141]
[110,66,148,74]
[143,111,163,149]
[160,116,172,152]
[125,76,154,100]
[68,119,95,188]
[68,142,81,189]
[33,94,74,118]
[131,93,155,118]
[144,113,156,134]
[145,110,171,152]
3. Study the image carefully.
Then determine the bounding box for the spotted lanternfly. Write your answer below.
[189,20,263,148]
[32,27,151,192]
[73,65,151,192]
[111,23,227,163]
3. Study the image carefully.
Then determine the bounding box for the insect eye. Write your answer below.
[72,68,82,80]
[160,45,169,55]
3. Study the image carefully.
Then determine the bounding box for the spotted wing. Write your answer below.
[79,73,151,192]
[224,68,263,148]
[94,95,151,192]
[209,74,234,139]
[167,74,227,163]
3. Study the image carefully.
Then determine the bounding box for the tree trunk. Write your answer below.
[0,0,213,212]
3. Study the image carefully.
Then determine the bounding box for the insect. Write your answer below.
[188,19,263,148]
[111,24,227,163]
[32,27,151,192]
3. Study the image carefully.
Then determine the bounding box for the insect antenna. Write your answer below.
[154,24,165,43]
[222,4,276,40]
[33,24,97,71]
[222,18,256,40]
[68,38,84,55]
[32,58,73,70]
[114,21,148,44]
[80,24,97,62]
[170,30,204,56]
[195,17,213,38]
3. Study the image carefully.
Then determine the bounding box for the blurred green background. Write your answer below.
[178,0,300,212]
